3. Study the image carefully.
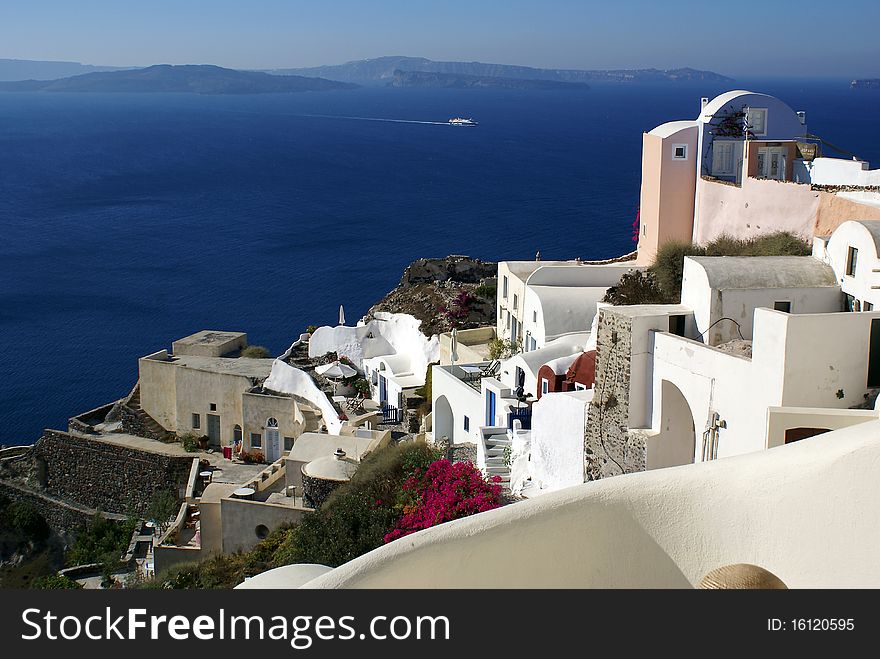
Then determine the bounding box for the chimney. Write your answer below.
[701,97,709,111]
[797,111,806,125]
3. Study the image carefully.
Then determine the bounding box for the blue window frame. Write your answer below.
[486,390,496,426]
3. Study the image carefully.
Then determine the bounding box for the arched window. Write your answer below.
[266,417,279,428]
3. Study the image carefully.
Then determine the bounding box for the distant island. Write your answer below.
[0,58,129,82]
[267,55,734,85]
[851,79,880,89]
[389,69,589,90]
[0,64,357,95]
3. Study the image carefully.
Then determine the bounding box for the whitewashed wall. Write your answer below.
[819,220,880,309]
[530,390,591,493]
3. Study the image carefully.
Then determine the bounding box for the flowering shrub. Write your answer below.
[241,450,265,464]
[438,289,478,328]
[384,459,502,543]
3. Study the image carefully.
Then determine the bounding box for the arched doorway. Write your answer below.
[433,395,454,445]
[647,380,696,470]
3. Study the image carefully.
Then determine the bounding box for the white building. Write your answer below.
[815,219,880,311]
[496,261,635,350]
[680,255,841,345]
[497,333,589,400]
[636,89,880,265]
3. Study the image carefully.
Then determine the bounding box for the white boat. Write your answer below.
[448,117,477,126]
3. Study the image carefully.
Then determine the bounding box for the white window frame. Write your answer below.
[711,140,738,177]
[672,143,688,160]
[502,275,508,299]
[746,107,768,136]
[846,246,858,277]
[541,378,549,395]
[574,383,588,391]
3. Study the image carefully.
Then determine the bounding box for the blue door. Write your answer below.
[379,375,387,404]
[486,390,496,426]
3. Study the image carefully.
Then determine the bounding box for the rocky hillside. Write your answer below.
[368,256,497,335]
[390,70,589,90]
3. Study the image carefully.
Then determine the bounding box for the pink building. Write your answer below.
[635,90,880,265]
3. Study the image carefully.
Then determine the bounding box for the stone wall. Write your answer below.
[301,473,344,508]
[0,477,125,534]
[32,430,192,515]
[584,309,646,480]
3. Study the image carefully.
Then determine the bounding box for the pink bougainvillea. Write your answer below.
[384,459,503,543]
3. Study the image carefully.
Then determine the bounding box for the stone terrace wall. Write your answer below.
[0,477,125,534]
[32,430,192,516]
[584,309,646,480]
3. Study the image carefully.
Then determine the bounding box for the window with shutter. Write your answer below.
[711,141,736,176]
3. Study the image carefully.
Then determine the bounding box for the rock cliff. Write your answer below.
[368,256,497,335]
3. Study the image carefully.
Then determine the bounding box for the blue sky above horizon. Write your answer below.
[1,0,877,78]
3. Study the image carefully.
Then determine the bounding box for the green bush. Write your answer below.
[488,338,521,360]
[66,515,138,568]
[179,432,202,453]
[648,232,811,302]
[413,362,438,399]
[0,497,50,544]
[241,345,271,359]
[146,489,180,530]
[31,574,83,590]
[649,241,705,302]
[474,283,497,301]
[352,378,371,397]
[602,270,669,305]
[306,325,319,335]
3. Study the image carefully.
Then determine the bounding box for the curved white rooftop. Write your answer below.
[836,220,880,254]
[510,334,589,377]
[698,90,798,123]
[699,90,754,120]
[531,285,606,339]
[686,256,837,290]
[303,453,358,482]
[648,120,698,139]
[266,419,880,589]
[542,352,581,375]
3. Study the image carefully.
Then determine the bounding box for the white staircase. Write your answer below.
[482,430,511,489]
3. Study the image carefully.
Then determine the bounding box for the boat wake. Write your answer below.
[301,114,453,126]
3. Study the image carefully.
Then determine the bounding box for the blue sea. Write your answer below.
[1,79,878,444]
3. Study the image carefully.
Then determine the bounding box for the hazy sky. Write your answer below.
[1,0,877,77]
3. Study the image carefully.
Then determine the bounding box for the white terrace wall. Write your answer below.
[650,332,767,461]
[777,309,880,409]
[138,352,178,431]
[650,308,880,462]
[293,420,880,589]
[530,390,591,493]
[432,365,483,446]
[809,157,880,187]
